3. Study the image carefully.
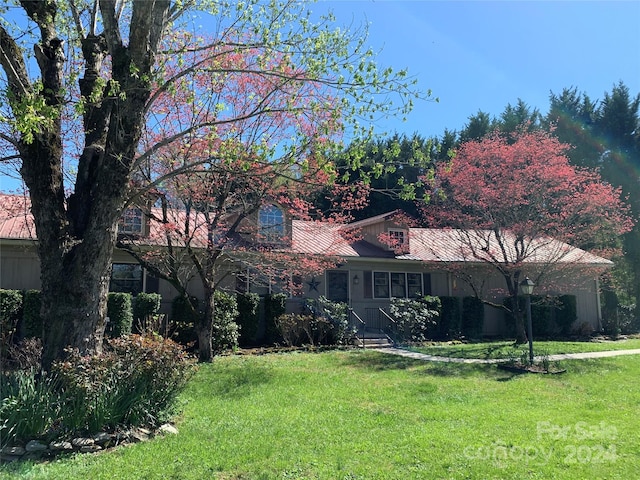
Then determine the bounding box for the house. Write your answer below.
[0,194,611,336]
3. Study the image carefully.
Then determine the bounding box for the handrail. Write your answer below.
[378,308,398,346]
[348,308,366,348]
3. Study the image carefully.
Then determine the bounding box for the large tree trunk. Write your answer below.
[0,1,172,368]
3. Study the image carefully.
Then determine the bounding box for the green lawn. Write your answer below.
[409,337,640,360]
[2,349,638,479]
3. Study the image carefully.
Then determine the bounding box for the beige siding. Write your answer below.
[0,244,41,290]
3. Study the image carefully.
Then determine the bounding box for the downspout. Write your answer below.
[595,277,603,331]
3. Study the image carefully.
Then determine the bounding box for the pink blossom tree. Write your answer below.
[420,129,633,342]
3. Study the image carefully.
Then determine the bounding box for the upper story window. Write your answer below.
[387,228,408,252]
[258,204,285,243]
[119,208,143,235]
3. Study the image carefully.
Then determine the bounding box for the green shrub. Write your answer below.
[212,291,240,354]
[236,292,260,347]
[438,296,461,339]
[170,295,199,348]
[275,313,332,347]
[106,292,134,338]
[0,289,23,358]
[462,296,484,339]
[530,296,554,337]
[313,296,354,345]
[389,296,440,343]
[264,293,287,344]
[22,289,43,339]
[556,295,577,335]
[52,334,196,433]
[132,293,162,332]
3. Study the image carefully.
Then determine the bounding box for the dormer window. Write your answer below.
[258,204,285,243]
[119,208,143,235]
[387,228,408,250]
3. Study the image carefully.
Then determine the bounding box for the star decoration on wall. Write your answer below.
[307,277,321,292]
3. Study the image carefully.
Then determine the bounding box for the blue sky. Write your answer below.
[2,1,638,192]
[317,0,640,138]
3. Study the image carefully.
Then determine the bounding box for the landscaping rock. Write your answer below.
[25,440,48,453]
[158,423,179,435]
[79,445,103,453]
[49,441,73,451]
[130,427,152,443]
[72,437,95,448]
[1,446,25,456]
[93,432,113,446]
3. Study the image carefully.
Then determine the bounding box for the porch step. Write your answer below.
[353,335,394,348]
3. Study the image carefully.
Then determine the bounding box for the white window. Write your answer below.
[119,208,143,235]
[258,205,285,242]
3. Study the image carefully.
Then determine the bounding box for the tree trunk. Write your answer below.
[510,294,528,344]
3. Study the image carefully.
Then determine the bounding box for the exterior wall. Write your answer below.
[0,243,41,290]
[0,239,605,337]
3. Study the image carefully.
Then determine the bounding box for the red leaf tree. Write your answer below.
[420,129,633,342]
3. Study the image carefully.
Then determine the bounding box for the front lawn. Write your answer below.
[409,337,640,360]
[2,349,638,479]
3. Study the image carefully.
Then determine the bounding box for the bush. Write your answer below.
[438,296,461,339]
[556,295,577,335]
[462,296,484,339]
[170,295,199,347]
[275,313,332,347]
[52,334,196,433]
[106,292,133,338]
[132,293,162,332]
[0,289,23,360]
[22,289,43,339]
[264,293,287,344]
[212,291,240,354]
[389,296,440,343]
[313,296,354,345]
[236,292,260,347]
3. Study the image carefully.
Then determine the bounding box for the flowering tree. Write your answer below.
[421,130,633,342]
[0,0,422,367]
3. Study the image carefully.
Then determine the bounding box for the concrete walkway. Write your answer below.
[372,347,640,364]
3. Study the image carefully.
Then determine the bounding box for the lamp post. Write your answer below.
[520,277,535,365]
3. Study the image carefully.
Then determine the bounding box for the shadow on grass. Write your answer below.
[341,350,504,379]
[194,363,275,399]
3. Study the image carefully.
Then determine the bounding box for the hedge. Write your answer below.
[236,292,260,347]
[22,290,43,339]
[106,292,133,338]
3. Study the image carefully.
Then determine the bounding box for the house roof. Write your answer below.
[0,194,612,266]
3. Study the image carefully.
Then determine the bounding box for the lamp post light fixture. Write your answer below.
[519,276,535,365]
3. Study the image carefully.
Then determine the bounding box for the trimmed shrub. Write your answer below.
[0,289,23,360]
[462,296,484,339]
[264,293,287,344]
[106,292,133,338]
[212,291,240,354]
[530,296,554,337]
[132,293,162,332]
[556,295,577,335]
[275,313,333,346]
[236,292,260,347]
[389,296,440,343]
[170,295,199,348]
[22,289,43,339]
[438,296,461,339]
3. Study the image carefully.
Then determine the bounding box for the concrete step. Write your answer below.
[354,336,394,348]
